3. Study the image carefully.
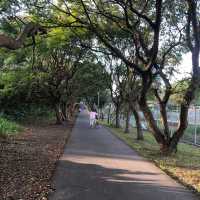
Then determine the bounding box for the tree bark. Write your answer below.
[159,102,170,141]
[169,80,196,153]
[66,102,75,121]
[115,105,120,128]
[61,102,67,121]
[139,95,167,151]
[167,0,200,153]
[55,104,62,124]
[107,104,111,124]
[107,113,110,124]
[124,107,131,133]
[55,104,63,124]
[132,108,144,140]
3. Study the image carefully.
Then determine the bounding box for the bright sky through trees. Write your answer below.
[178,53,192,79]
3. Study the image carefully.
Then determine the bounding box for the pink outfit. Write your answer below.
[89,112,98,127]
[90,112,97,119]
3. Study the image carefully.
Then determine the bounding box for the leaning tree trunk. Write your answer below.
[132,108,144,140]
[140,88,195,153]
[139,93,167,151]
[169,79,197,153]
[167,0,200,153]
[124,107,131,133]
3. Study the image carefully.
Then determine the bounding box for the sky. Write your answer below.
[175,52,192,81]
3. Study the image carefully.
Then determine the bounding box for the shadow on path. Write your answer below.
[49,158,196,200]
[48,112,198,200]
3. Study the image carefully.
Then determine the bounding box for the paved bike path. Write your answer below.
[48,111,198,200]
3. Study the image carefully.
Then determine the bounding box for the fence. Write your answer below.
[103,104,200,146]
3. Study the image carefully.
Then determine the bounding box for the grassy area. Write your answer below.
[101,121,200,195]
[0,117,23,138]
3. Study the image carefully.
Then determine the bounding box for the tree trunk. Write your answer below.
[168,81,196,153]
[55,104,62,124]
[159,102,170,141]
[115,105,120,128]
[167,0,200,153]
[61,102,67,121]
[107,113,110,124]
[139,95,167,151]
[107,104,111,124]
[132,108,144,140]
[101,112,104,120]
[124,107,130,133]
[66,102,75,121]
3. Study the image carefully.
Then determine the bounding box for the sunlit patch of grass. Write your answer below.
[0,117,23,138]
[101,121,200,194]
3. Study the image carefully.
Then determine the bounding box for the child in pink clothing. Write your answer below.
[89,110,98,127]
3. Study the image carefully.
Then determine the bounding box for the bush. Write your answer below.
[2,104,54,122]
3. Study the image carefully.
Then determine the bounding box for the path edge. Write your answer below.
[102,124,200,199]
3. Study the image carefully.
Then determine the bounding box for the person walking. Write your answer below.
[89,109,98,128]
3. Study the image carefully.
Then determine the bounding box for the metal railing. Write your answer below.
[103,104,200,146]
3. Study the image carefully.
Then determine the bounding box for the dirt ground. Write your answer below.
[0,120,75,200]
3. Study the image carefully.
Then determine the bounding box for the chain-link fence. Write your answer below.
[103,104,200,146]
[151,105,200,146]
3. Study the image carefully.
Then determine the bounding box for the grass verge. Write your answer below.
[101,121,200,195]
[0,117,23,138]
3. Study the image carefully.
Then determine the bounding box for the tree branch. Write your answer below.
[0,22,46,50]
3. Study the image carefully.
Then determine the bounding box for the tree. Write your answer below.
[1,0,200,153]
[106,57,125,128]
[126,72,144,140]
[168,0,200,151]
[46,0,200,153]
[71,60,110,111]
[33,35,87,124]
[0,0,49,50]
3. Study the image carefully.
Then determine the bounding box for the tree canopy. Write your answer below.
[0,0,200,153]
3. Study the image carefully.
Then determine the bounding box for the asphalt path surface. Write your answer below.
[49,111,198,200]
